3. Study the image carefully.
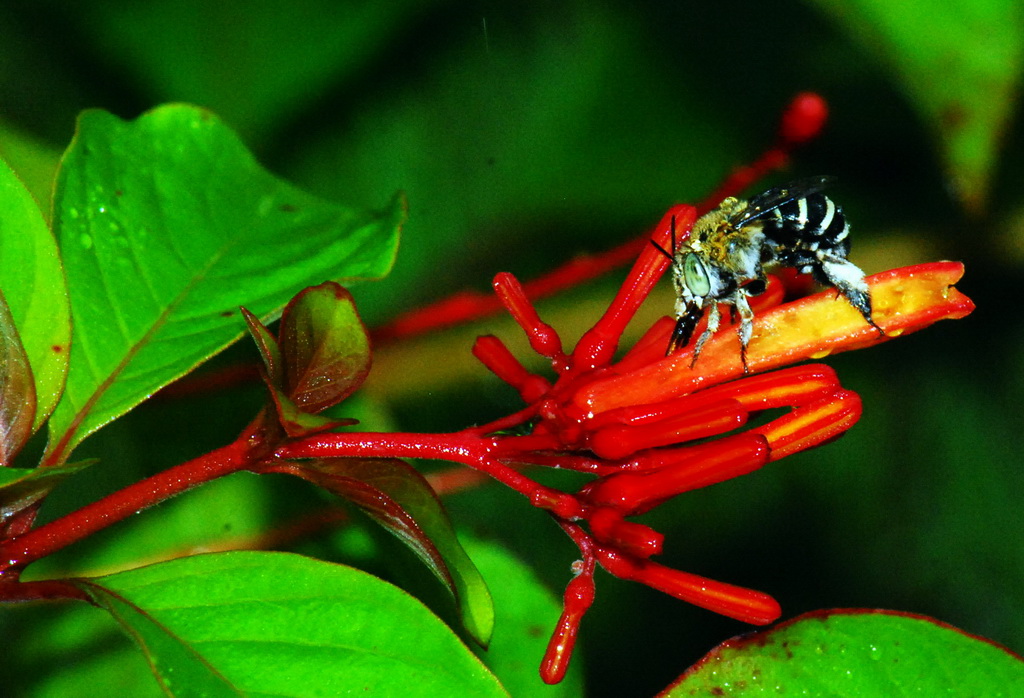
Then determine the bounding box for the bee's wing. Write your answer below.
[734,175,836,226]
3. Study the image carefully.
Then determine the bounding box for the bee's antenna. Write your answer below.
[649,240,673,261]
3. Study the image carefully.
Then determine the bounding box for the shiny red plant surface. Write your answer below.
[470,203,972,680]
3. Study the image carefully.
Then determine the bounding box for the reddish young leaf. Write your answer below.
[0,290,36,466]
[240,306,282,389]
[278,282,371,414]
[267,384,358,438]
[264,457,494,647]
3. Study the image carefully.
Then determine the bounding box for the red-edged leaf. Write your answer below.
[0,289,36,466]
[267,457,494,646]
[278,282,370,414]
[662,609,1024,696]
[240,306,282,389]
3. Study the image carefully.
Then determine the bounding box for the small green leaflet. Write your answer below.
[0,156,70,435]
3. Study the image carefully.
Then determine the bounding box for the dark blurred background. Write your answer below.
[2,1,1022,696]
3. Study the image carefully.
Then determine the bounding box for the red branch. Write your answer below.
[0,434,261,580]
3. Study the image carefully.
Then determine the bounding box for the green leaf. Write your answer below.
[74,551,507,697]
[270,457,495,646]
[278,282,371,414]
[0,462,92,527]
[0,289,35,464]
[809,0,1024,212]
[47,105,403,462]
[0,156,70,433]
[663,609,1024,696]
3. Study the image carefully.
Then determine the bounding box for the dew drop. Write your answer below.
[810,349,832,359]
[79,234,93,249]
[257,195,274,216]
[67,207,80,220]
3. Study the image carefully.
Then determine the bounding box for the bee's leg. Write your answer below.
[667,309,701,355]
[735,293,755,374]
[689,302,720,369]
[818,255,885,337]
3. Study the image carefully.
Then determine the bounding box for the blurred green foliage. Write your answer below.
[1,1,1022,696]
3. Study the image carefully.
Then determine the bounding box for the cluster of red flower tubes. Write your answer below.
[467,243,970,682]
[277,94,976,682]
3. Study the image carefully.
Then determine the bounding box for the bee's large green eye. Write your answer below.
[683,255,711,297]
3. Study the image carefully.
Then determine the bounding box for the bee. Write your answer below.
[652,176,882,367]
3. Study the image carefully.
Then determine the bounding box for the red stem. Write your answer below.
[275,430,582,517]
[0,437,257,575]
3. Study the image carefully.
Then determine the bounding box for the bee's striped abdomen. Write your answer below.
[760,194,850,282]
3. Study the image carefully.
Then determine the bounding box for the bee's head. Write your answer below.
[674,251,726,304]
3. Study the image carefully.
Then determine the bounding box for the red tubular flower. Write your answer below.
[275,94,974,684]
[471,205,973,682]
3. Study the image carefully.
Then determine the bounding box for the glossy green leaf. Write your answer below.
[0,289,35,464]
[809,0,1024,212]
[75,551,506,697]
[270,457,495,646]
[663,609,1024,696]
[0,156,70,433]
[47,105,403,462]
[279,282,371,414]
